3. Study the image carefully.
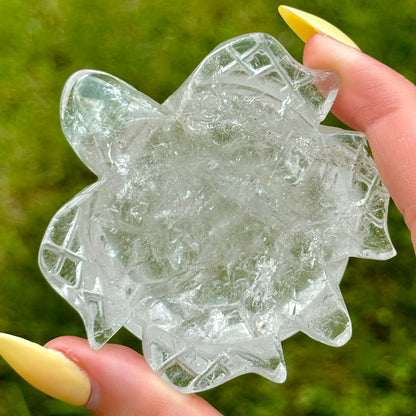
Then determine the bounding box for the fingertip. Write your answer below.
[45,336,97,408]
[45,336,147,412]
[44,336,93,381]
[303,33,361,73]
[278,5,359,49]
[46,336,222,415]
[303,33,416,245]
[0,334,91,406]
[303,34,412,130]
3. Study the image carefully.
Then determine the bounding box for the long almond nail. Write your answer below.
[0,333,91,406]
[278,5,360,50]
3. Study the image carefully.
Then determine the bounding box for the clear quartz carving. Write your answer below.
[39,33,396,392]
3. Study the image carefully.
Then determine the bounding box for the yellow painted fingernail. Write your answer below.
[278,5,360,50]
[0,333,91,406]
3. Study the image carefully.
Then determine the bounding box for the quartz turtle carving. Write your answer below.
[39,33,395,392]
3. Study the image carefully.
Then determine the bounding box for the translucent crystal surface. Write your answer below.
[39,33,396,392]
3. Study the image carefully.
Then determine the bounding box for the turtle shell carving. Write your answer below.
[39,33,395,392]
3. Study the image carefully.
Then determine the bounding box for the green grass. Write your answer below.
[1,0,416,414]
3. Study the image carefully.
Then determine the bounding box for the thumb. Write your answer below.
[45,336,222,416]
[304,34,416,249]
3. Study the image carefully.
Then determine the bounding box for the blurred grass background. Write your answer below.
[1,0,416,414]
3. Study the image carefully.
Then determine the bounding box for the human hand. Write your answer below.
[303,34,416,252]
[45,336,222,416]
[2,7,416,416]
[44,36,416,414]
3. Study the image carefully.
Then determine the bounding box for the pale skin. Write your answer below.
[45,34,416,415]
